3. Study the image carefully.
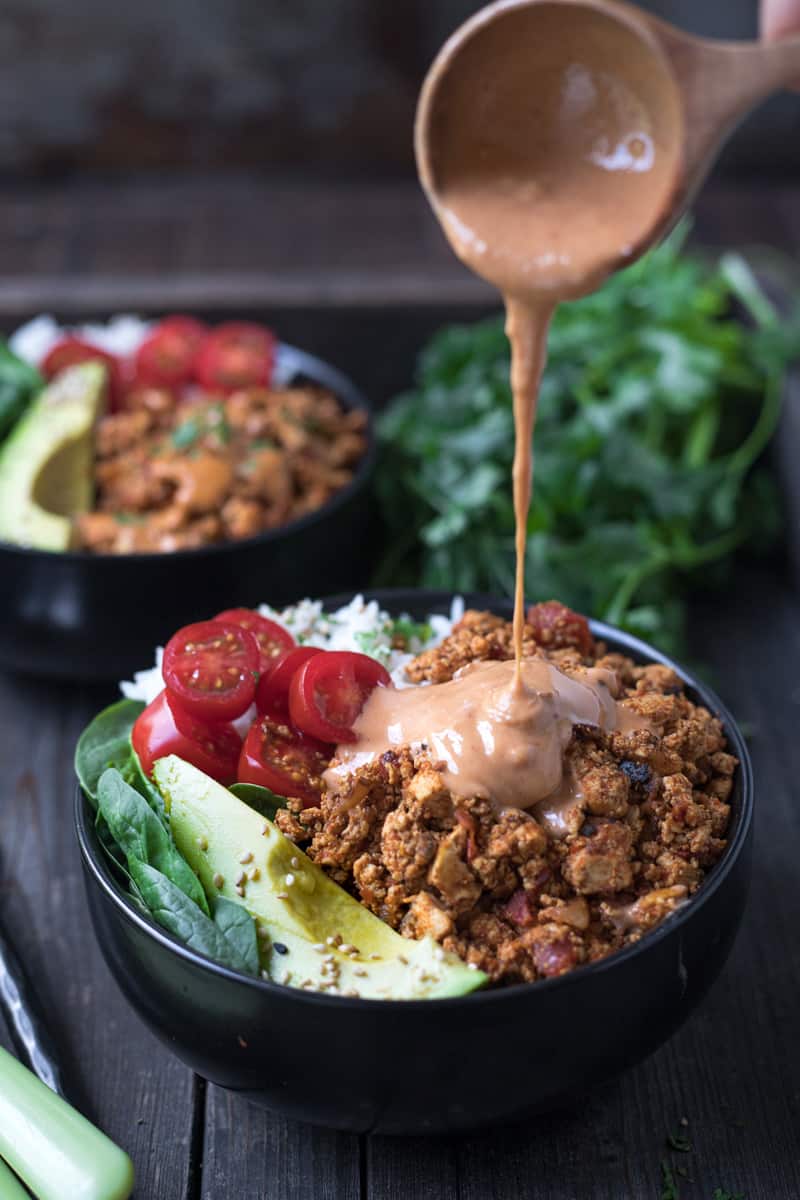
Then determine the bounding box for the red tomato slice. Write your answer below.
[526,601,593,656]
[238,712,331,807]
[162,620,259,721]
[194,322,276,392]
[134,316,208,387]
[288,651,391,744]
[41,337,124,410]
[213,608,294,674]
[132,690,242,784]
[255,646,323,716]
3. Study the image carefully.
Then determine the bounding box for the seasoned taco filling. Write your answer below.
[276,606,734,985]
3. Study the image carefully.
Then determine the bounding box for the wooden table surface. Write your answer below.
[0,174,799,1199]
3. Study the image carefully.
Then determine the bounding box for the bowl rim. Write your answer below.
[0,342,376,565]
[74,588,753,1010]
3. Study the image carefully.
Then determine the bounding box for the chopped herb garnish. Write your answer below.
[668,1131,692,1153]
[208,403,232,444]
[391,618,434,646]
[171,416,202,450]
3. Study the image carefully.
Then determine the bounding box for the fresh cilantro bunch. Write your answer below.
[376,226,799,654]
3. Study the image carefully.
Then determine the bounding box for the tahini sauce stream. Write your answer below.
[334,2,679,812]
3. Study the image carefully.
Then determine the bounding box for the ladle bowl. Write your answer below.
[416,0,800,299]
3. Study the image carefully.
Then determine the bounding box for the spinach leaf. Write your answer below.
[97,768,209,915]
[0,343,42,441]
[229,783,287,821]
[375,224,800,655]
[212,896,260,976]
[127,859,258,976]
[75,699,145,805]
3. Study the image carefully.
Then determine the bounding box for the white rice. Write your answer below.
[120,593,464,708]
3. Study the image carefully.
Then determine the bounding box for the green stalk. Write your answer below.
[0,1046,134,1200]
[0,1155,30,1200]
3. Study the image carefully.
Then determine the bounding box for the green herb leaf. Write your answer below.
[229,783,287,821]
[127,858,258,976]
[211,895,260,975]
[375,225,799,655]
[0,342,42,442]
[171,416,202,450]
[97,768,209,915]
[74,699,145,804]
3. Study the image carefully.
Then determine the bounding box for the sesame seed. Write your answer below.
[248,867,261,881]
[276,892,289,901]
[398,955,409,966]
[369,954,382,961]
[260,969,270,982]
[212,872,224,889]
[434,948,446,962]
[261,822,269,836]
[285,873,296,887]
[291,856,300,868]
[239,851,253,864]
[468,963,479,971]
[354,968,368,978]
[344,990,361,998]
[313,943,326,953]
[323,954,335,965]
[340,943,355,955]
[235,870,246,886]
[196,835,208,851]
[273,942,289,955]
[280,970,292,985]
[235,885,245,897]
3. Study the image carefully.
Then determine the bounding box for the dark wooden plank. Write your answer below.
[201,1086,361,1200]
[0,177,798,315]
[366,567,800,1199]
[0,673,198,1199]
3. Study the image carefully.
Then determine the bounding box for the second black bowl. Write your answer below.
[0,345,376,680]
[75,590,753,1134]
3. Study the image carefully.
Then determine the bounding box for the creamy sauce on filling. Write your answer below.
[328,658,647,815]
[332,3,678,811]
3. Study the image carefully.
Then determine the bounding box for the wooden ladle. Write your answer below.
[415,0,800,299]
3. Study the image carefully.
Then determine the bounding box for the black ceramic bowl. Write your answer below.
[75,589,753,1134]
[0,346,376,681]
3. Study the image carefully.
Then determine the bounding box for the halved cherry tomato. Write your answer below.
[288,651,391,744]
[214,608,294,674]
[162,619,259,721]
[255,646,323,716]
[132,690,242,784]
[238,712,331,808]
[134,315,208,387]
[194,321,276,392]
[41,337,124,409]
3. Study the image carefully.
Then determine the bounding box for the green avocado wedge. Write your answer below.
[0,361,106,551]
[154,756,487,1000]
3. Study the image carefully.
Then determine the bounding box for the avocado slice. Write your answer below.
[154,756,487,1000]
[0,362,106,551]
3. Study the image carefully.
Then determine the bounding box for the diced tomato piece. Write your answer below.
[41,337,124,410]
[288,651,391,744]
[134,316,208,387]
[162,620,259,722]
[132,690,242,784]
[194,321,276,392]
[526,601,593,656]
[213,608,294,674]
[238,712,331,807]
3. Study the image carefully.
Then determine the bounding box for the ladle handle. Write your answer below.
[659,29,800,183]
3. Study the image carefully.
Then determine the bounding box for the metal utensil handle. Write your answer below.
[0,923,66,1099]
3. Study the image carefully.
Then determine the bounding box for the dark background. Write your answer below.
[0,0,797,180]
